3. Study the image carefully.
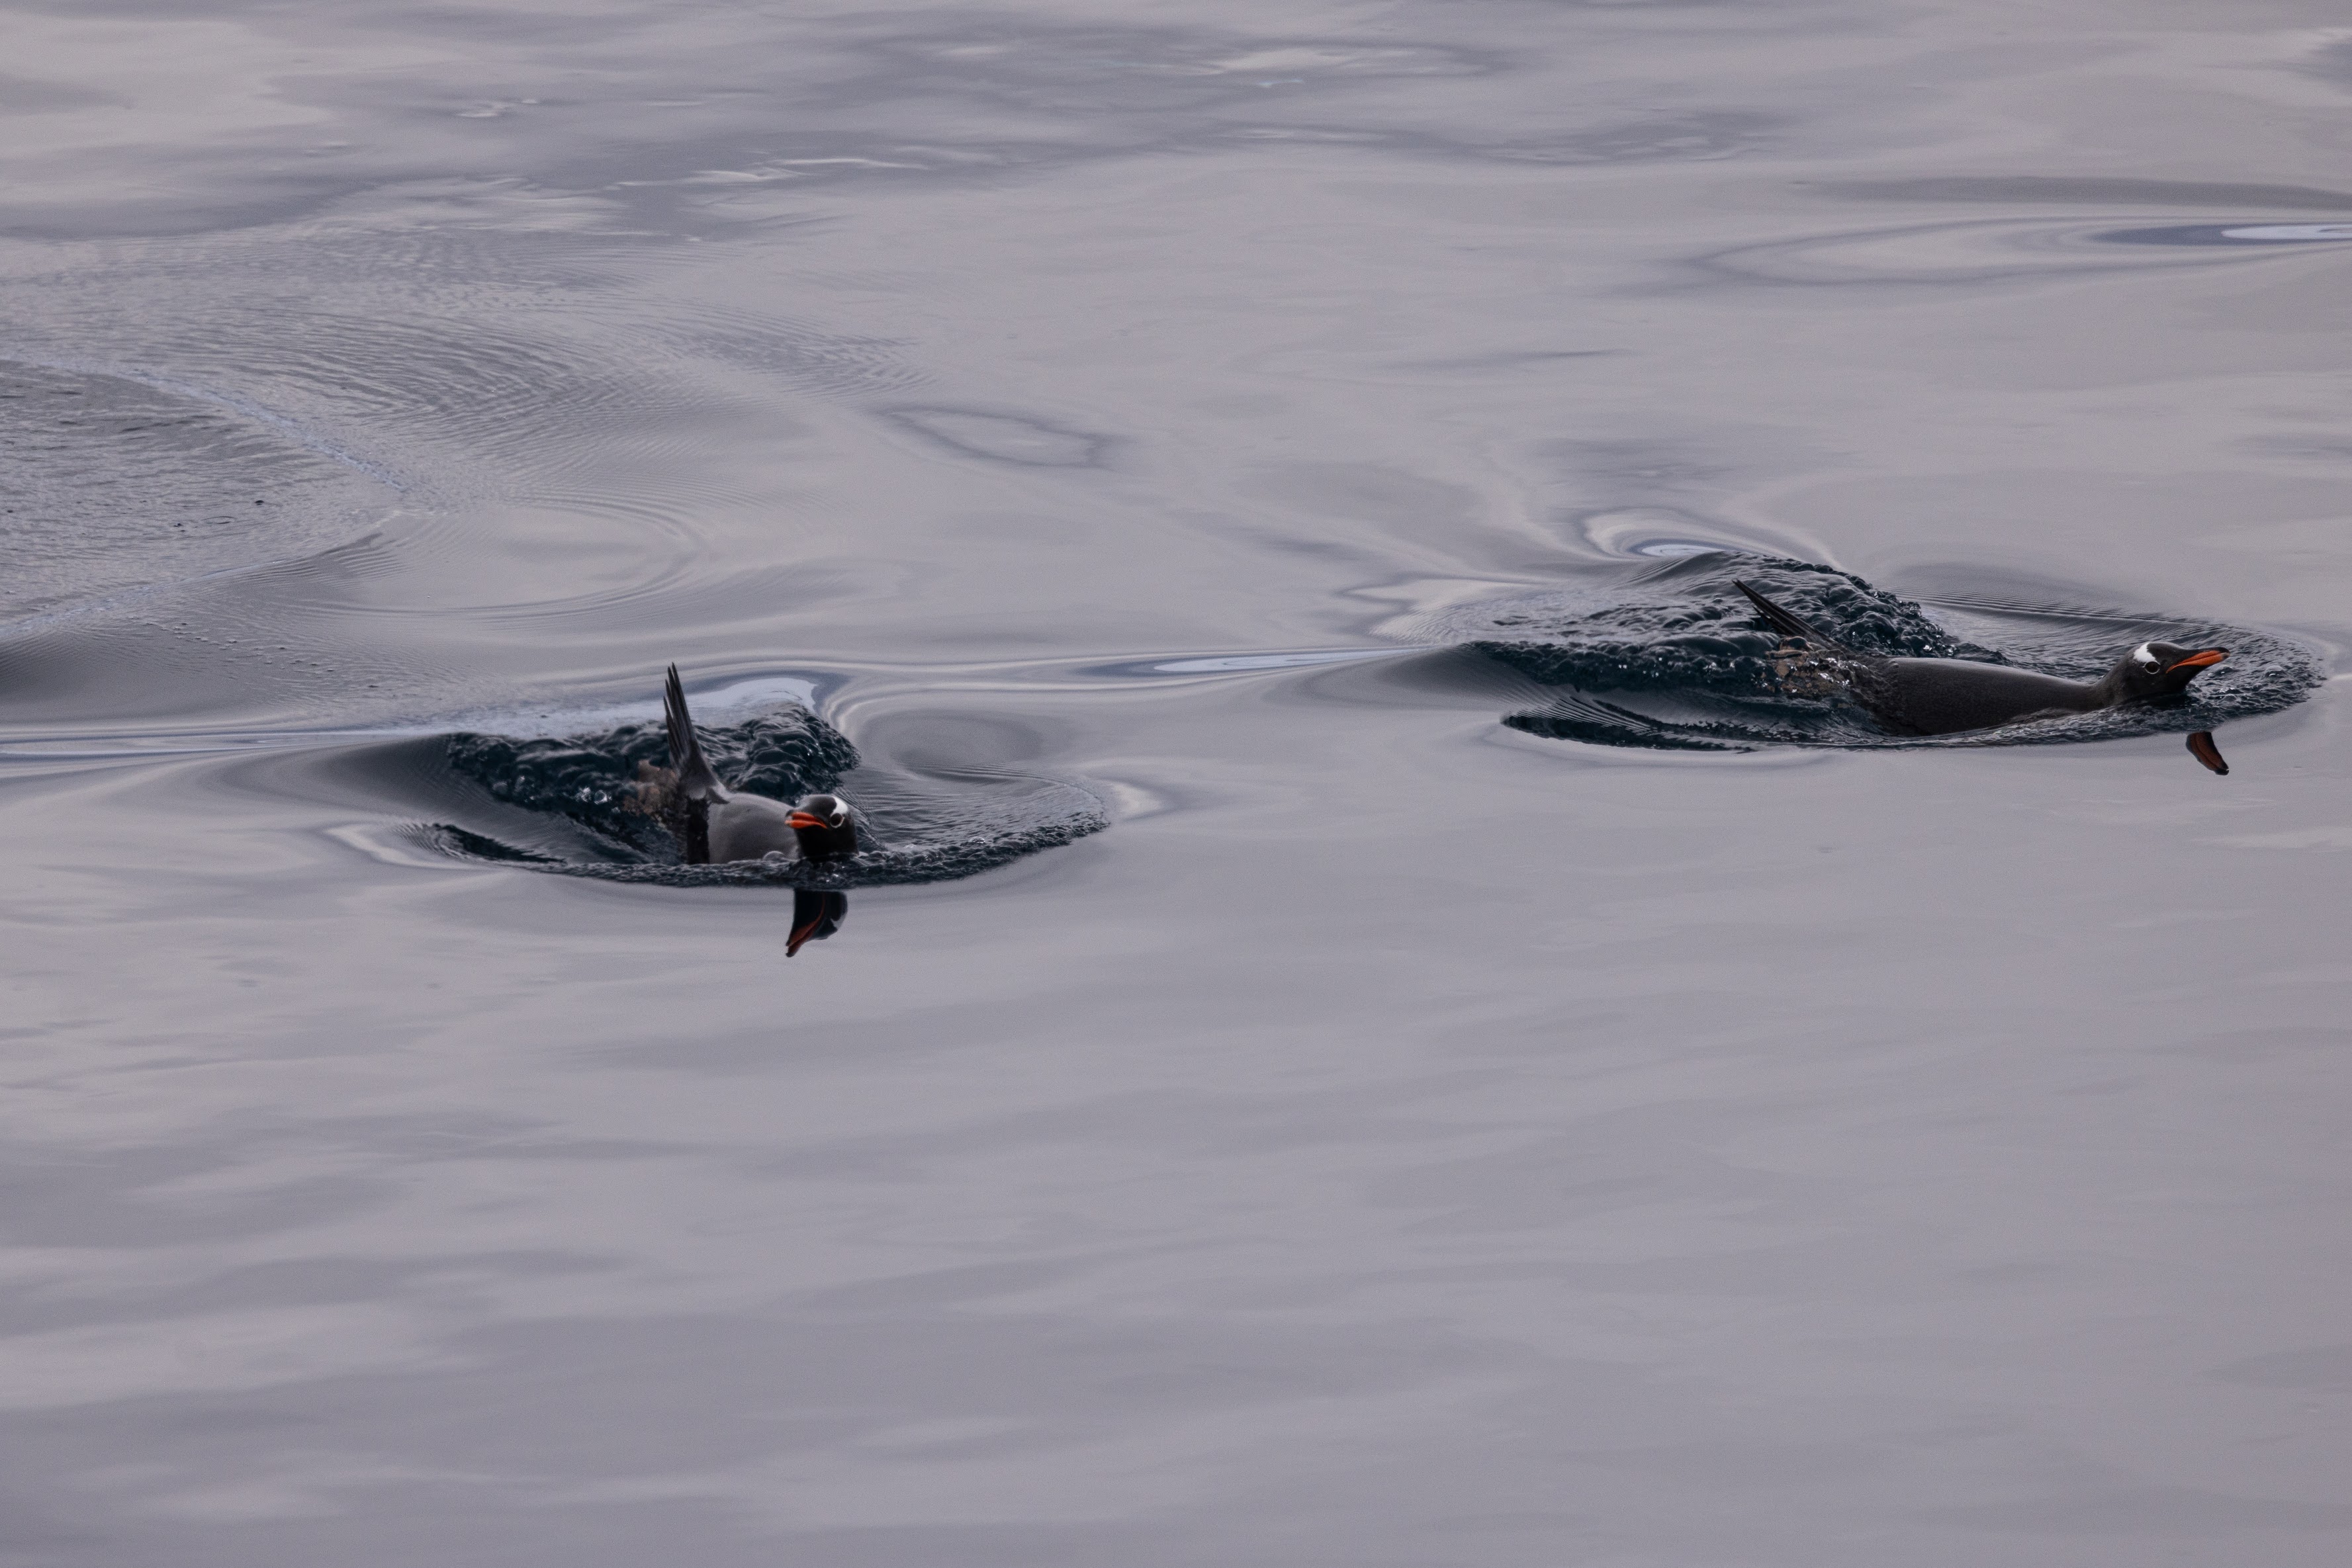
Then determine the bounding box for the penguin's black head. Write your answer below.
[2109,640,2228,701]
[786,793,860,863]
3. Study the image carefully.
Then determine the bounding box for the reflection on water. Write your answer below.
[789,887,848,956]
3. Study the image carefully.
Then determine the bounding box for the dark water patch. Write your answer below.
[365,699,1104,887]
[1429,553,2324,754]
[0,359,396,619]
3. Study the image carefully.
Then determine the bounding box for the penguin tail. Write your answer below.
[1734,581,1842,650]
[662,664,727,803]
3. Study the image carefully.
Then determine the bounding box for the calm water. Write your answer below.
[5,2,2352,1562]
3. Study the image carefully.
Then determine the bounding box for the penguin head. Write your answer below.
[786,794,860,862]
[2110,640,2228,700]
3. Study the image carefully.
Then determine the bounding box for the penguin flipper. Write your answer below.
[1734,581,1846,652]
[662,664,727,803]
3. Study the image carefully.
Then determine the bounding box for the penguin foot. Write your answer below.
[624,761,678,816]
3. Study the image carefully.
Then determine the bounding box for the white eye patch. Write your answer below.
[2131,642,2159,670]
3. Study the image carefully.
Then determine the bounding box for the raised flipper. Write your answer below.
[663,664,728,803]
[663,664,727,865]
[1733,581,1846,650]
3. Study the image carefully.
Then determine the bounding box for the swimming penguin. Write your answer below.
[658,664,862,865]
[1733,581,2228,737]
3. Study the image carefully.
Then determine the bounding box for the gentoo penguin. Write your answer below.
[659,664,862,865]
[1734,581,2228,737]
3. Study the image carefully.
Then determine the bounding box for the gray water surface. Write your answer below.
[5,1,2351,1563]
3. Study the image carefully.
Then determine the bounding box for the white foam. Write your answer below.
[2219,224,2352,242]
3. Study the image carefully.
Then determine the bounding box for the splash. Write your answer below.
[415,703,1104,885]
[1432,553,2323,752]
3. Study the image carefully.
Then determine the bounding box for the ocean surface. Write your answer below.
[5,2,2351,1563]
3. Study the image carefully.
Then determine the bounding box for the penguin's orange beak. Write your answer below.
[788,810,827,830]
[2167,648,2228,672]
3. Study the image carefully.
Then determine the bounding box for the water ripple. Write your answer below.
[0,359,397,620]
